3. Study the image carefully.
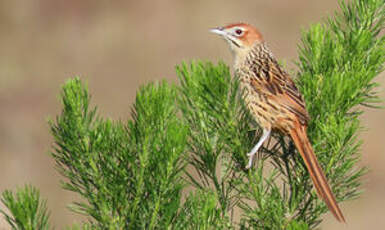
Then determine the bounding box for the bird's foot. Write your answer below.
[245,129,271,169]
[245,152,256,169]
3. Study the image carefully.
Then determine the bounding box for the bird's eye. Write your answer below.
[235,29,243,36]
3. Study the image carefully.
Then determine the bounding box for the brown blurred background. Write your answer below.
[0,0,384,229]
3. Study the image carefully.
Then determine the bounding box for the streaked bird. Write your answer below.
[210,23,345,222]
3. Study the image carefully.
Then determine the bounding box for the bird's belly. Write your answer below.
[240,82,294,132]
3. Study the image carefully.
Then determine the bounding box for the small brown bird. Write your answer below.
[211,23,345,222]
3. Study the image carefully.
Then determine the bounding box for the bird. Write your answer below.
[210,23,345,222]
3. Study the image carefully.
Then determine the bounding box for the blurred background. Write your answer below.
[0,0,384,229]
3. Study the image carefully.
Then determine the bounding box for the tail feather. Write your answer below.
[289,125,345,223]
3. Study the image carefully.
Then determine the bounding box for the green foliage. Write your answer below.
[65,223,95,230]
[49,78,188,229]
[0,185,50,230]
[177,61,253,212]
[175,190,231,229]
[292,0,385,226]
[1,0,384,229]
[176,62,317,229]
[126,81,188,229]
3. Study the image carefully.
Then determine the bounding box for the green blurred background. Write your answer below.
[0,0,384,229]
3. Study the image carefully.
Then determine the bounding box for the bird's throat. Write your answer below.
[233,42,269,70]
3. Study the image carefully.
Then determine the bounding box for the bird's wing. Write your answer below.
[250,58,310,125]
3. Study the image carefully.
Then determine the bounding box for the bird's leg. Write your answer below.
[246,128,271,169]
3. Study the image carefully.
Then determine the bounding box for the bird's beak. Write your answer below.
[210,26,241,48]
[210,27,226,36]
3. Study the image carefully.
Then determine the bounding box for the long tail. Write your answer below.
[289,124,345,222]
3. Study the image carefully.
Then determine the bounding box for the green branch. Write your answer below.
[1,0,384,229]
[0,185,50,230]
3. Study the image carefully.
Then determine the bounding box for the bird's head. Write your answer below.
[210,23,264,54]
